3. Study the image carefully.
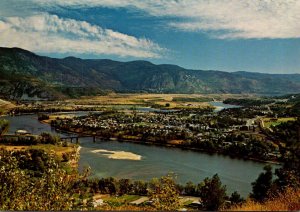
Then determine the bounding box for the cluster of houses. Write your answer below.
[50,108,284,161]
[55,111,260,146]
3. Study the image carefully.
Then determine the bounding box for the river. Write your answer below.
[209,101,241,112]
[2,110,279,197]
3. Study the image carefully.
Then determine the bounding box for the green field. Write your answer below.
[103,195,141,207]
[263,117,296,128]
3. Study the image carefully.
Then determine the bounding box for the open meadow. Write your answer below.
[65,93,252,109]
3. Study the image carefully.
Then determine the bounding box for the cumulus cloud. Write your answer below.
[31,0,300,39]
[0,13,164,58]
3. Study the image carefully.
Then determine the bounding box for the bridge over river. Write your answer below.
[0,132,100,145]
[60,134,102,144]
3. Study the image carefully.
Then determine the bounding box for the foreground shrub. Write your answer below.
[229,188,300,211]
[0,148,90,210]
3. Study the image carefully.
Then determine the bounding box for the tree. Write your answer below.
[98,177,117,194]
[0,148,88,210]
[250,165,273,202]
[274,168,300,191]
[40,132,61,145]
[198,174,227,210]
[229,191,244,205]
[118,178,132,195]
[148,175,180,211]
[184,181,197,196]
[0,119,9,135]
[131,180,148,195]
[273,143,300,191]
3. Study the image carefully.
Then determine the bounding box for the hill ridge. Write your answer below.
[0,47,300,100]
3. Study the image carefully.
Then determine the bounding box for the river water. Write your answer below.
[209,101,241,112]
[2,108,279,197]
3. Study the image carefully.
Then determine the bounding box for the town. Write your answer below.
[41,94,300,164]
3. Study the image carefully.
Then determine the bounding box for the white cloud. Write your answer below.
[0,0,298,58]
[31,0,300,39]
[0,13,164,58]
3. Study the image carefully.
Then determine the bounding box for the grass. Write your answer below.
[263,117,296,128]
[182,200,194,206]
[67,93,248,109]
[97,204,153,211]
[0,143,77,160]
[42,114,75,124]
[31,144,77,158]
[172,97,214,102]
[100,196,198,210]
[0,98,15,114]
[229,188,300,211]
[0,143,79,173]
[103,195,141,207]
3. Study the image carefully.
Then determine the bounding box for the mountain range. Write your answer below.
[0,47,300,100]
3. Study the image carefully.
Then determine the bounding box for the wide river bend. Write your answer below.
[3,108,279,197]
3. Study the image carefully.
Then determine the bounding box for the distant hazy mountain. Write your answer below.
[1,47,300,100]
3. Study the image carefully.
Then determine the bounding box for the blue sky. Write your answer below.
[0,0,299,74]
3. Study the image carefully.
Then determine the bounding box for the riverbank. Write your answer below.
[41,114,75,124]
[53,126,281,165]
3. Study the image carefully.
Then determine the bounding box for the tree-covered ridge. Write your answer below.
[1,47,300,100]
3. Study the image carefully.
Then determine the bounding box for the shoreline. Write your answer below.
[54,127,282,165]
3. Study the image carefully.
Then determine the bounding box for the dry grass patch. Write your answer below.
[230,188,300,211]
[0,98,15,113]
[168,140,184,145]
[42,114,74,124]
[0,144,77,160]
[67,93,248,107]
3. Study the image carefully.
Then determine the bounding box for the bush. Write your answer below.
[0,148,89,210]
[40,132,61,145]
[38,113,49,121]
[0,119,9,135]
[148,174,180,210]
